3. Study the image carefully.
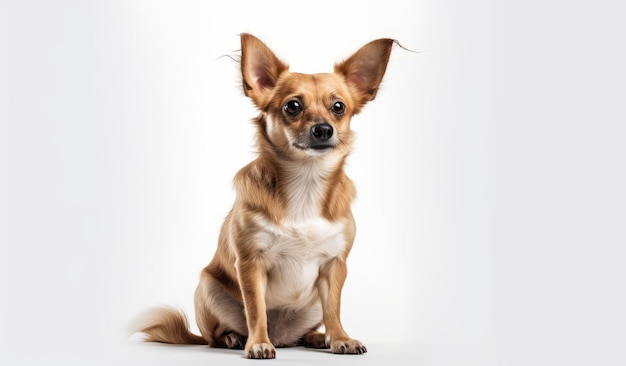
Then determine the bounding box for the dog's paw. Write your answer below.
[331,339,367,355]
[246,342,276,359]
[222,332,245,349]
[300,331,329,349]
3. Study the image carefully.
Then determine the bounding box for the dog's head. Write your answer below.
[240,34,395,159]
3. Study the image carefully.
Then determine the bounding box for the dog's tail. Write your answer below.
[130,306,207,345]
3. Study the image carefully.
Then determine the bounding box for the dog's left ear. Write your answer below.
[335,38,396,113]
[240,33,289,109]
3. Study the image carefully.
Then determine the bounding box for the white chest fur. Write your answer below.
[255,217,346,309]
[254,155,347,309]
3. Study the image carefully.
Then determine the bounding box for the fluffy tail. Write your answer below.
[130,306,207,345]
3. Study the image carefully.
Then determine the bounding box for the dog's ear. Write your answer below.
[240,33,289,108]
[334,38,396,113]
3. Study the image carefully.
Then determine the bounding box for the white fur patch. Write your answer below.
[282,154,343,222]
[265,114,277,139]
[254,216,346,310]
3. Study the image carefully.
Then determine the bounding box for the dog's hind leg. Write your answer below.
[194,270,248,348]
[300,329,329,349]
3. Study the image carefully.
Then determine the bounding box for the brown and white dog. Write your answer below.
[132,34,396,359]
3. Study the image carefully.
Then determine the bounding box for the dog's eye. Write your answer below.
[331,101,346,116]
[283,99,303,116]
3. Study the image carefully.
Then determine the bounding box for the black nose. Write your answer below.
[311,123,333,141]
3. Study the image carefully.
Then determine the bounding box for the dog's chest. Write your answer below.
[256,217,346,309]
[254,157,348,308]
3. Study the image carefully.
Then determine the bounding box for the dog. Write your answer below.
[132,33,396,359]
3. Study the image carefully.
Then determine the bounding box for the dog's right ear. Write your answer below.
[240,33,289,109]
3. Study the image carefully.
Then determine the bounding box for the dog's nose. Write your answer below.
[311,123,333,141]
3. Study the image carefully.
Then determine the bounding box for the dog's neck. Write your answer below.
[278,154,344,223]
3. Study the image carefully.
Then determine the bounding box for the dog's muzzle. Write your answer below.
[309,123,334,150]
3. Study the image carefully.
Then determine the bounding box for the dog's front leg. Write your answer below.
[236,258,276,359]
[318,258,367,354]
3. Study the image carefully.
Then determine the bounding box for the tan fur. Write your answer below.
[130,307,206,345]
[132,33,396,359]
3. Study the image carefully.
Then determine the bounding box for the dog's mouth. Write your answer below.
[293,142,335,153]
[309,142,335,150]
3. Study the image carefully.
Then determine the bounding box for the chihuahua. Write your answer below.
[132,33,396,359]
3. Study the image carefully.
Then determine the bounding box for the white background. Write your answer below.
[1,1,625,365]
